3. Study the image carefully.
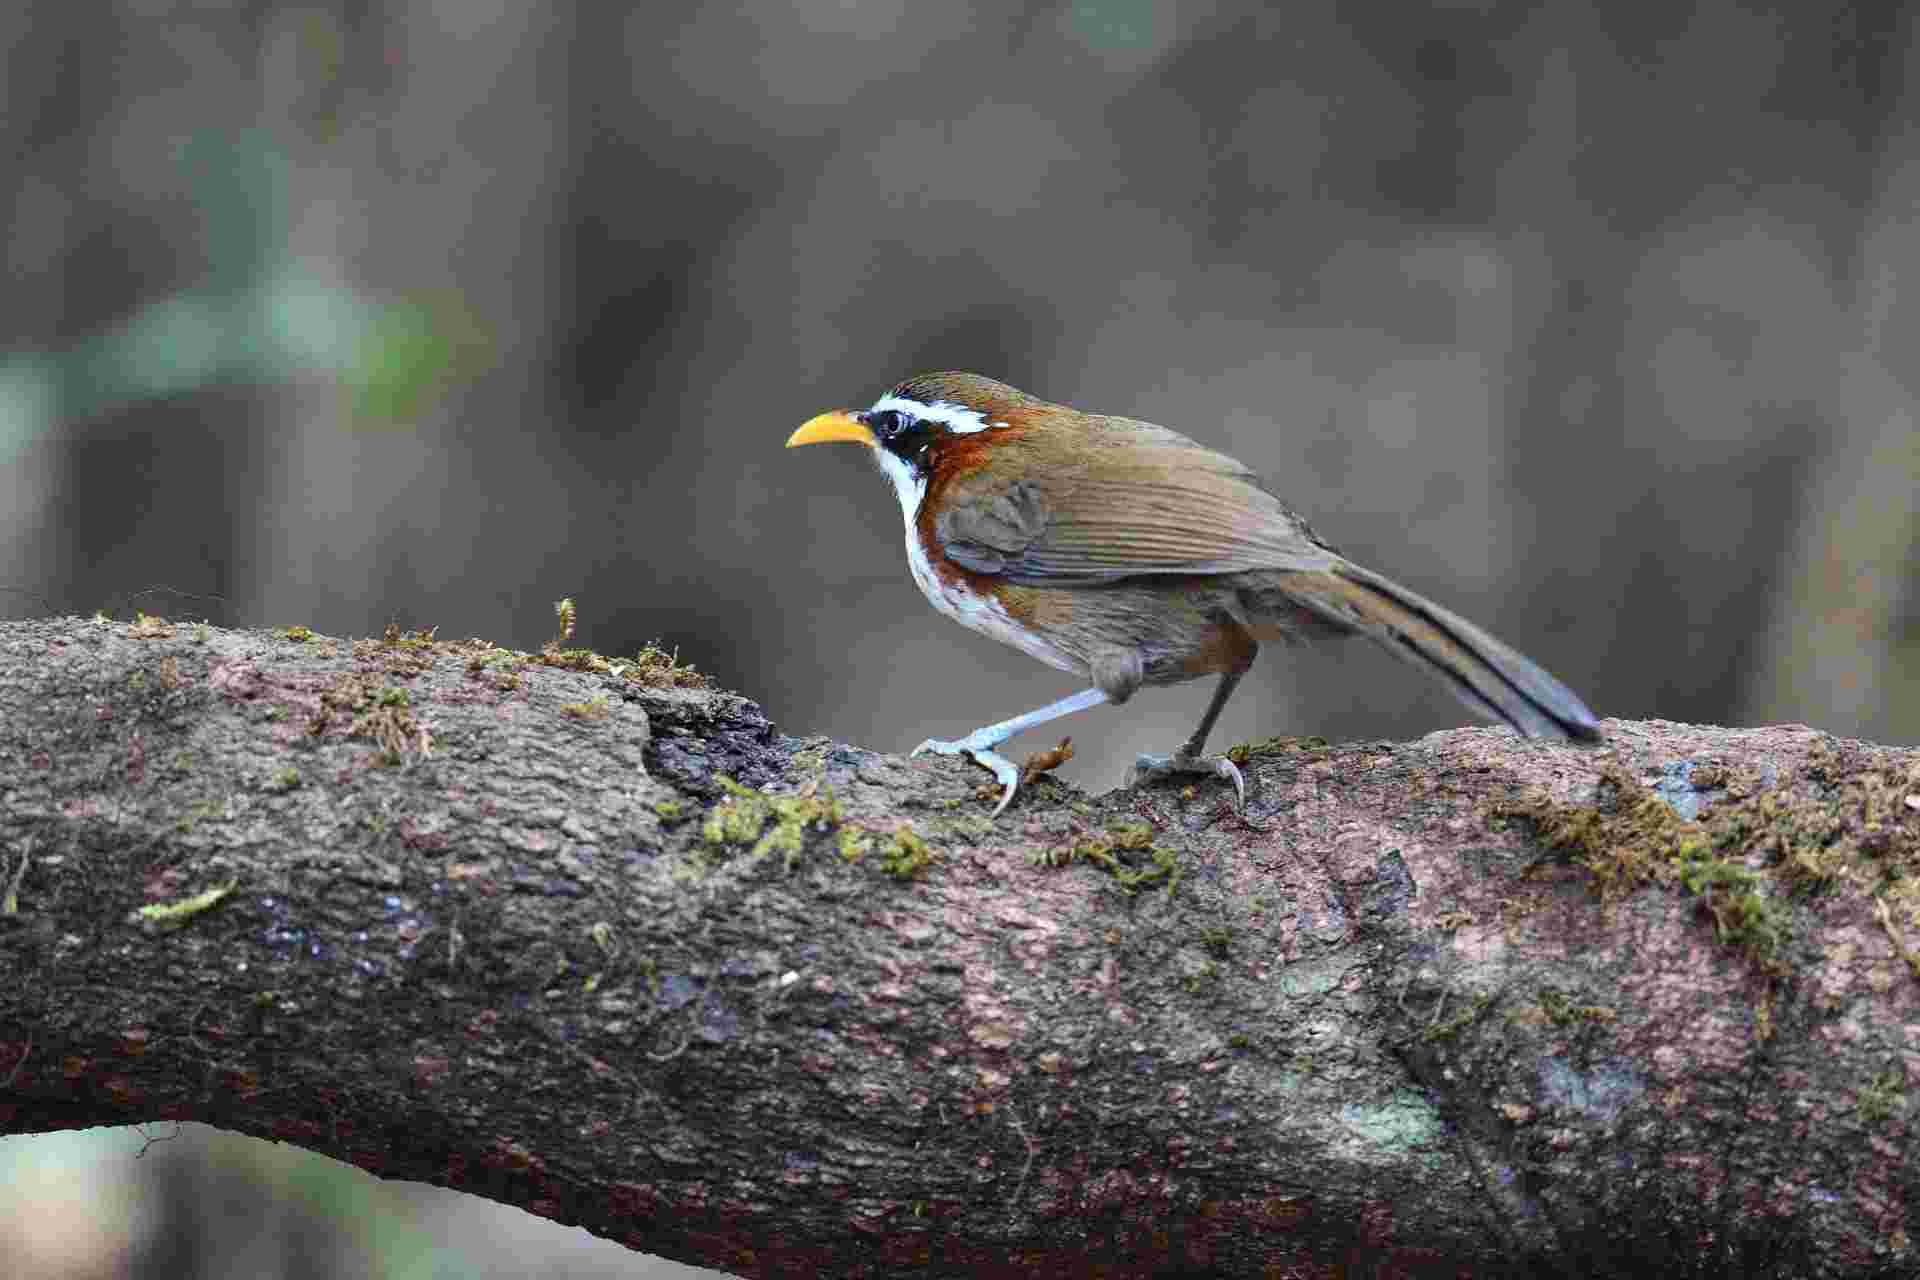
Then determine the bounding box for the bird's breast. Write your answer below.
[902,523,1082,676]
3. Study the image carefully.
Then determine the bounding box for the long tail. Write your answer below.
[1259,564,1602,742]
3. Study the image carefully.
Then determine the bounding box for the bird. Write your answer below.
[786,372,1601,817]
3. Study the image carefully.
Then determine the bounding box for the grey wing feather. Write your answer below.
[936,479,1046,575]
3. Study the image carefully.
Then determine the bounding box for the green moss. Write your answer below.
[1675,850,1791,964]
[837,828,873,863]
[2,844,27,916]
[1858,1066,1906,1125]
[1540,745,1920,980]
[623,641,710,690]
[524,601,709,685]
[1501,764,1689,899]
[1113,844,1180,894]
[879,829,935,879]
[347,684,427,764]
[535,645,609,674]
[173,799,225,834]
[652,799,687,823]
[462,643,524,690]
[460,646,524,692]
[755,814,808,866]
[1227,735,1329,765]
[279,624,313,642]
[1197,925,1233,957]
[268,766,301,792]
[1538,988,1618,1026]
[1500,762,1794,970]
[700,776,841,870]
[411,608,706,692]
[134,879,237,929]
[1029,844,1077,869]
[1031,823,1181,895]
[1422,993,1492,1042]
[362,625,442,676]
[702,777,772,845]
[939,813,996,843]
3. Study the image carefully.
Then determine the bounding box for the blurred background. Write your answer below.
[6,0,1920,1275]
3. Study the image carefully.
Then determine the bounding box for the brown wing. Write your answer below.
[932,417,1340,585]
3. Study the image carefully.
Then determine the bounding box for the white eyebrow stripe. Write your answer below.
[868,394,1004,435]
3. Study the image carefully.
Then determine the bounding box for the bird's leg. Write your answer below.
[913,687,1110,818]
[1132,667,1250,808]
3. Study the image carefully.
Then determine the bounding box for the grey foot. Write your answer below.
[1132,750,1246,809]
[913,735,1020,818]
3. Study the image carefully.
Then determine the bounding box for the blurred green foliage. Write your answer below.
[1,128,487,453]
[348,293,488,426]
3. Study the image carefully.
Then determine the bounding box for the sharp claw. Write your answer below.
[912,736,1021,817]
[1133,750,1247,810]
[988,767,1019,818]
[1215,757,1246,809]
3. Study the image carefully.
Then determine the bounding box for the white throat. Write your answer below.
[872,445,926,528]
[867,442,1080,677]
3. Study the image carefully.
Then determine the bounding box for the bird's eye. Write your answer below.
[868,409,908,439]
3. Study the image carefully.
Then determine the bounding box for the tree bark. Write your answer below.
[1,616,1916,1278]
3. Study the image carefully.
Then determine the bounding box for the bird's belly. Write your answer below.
[904,533,1083,676]
[1014,577,1269,687]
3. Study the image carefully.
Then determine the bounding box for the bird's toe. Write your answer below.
[1132,750,1246,810]
[912,738,1021,817]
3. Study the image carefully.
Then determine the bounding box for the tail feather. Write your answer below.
[1270,565,1602,743]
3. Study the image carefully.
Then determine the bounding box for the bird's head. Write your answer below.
[787,372,1041,520]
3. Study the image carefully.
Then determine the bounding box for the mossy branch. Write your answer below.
[1,617,1916,1278]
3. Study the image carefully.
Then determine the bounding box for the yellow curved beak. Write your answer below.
[786,411,876,448]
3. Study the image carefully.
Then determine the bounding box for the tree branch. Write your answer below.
[2,617,1916,1277]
